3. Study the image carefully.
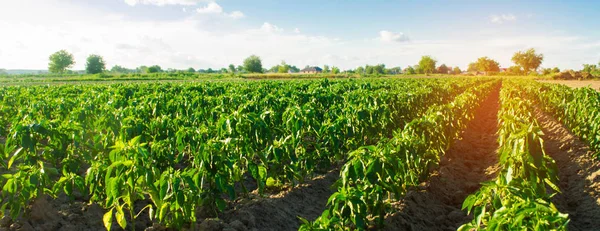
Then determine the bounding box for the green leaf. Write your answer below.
[115,205,127,229]
[103,209,113,231]
[7,147,23,169]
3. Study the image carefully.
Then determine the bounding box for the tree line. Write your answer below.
[45,49,598,77]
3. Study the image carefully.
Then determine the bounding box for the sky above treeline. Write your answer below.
[1,0,599,71]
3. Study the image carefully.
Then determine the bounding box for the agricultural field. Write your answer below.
[1,77,600,231]
[538,80,600,92]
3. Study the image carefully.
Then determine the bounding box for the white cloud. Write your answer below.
[260,22,283,33]
[124,0,209,6]
[294,28,301,33]
[194,2,243,19]
[379,30,409,42]
[195,2,222,14]
[0,0,599,71]
[226,11,244,19]
[490,14,517,24]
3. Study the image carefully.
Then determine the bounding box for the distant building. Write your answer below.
[300,66,323,74]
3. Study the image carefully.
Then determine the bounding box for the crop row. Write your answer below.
[519,81,600,157]
[0,78,484,229]
[300,80,498,230]
[458,80,569,230]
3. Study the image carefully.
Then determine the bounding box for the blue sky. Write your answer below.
[1,0,599,70]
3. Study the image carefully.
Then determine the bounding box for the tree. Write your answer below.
[243,55,263,73]
[373,64,385,74]
[437,64,449,74]
[508,66,523,75]
[475,57,500,74]
[453,67,461,75]
[418,56,437,74]
[236,65,244,73]
[48,50,75,73]
[147,65,162,73]
[228,64,236,73]
[512,48,544,74]
[289,66,300,73]
[541,68,552,75]
[187,67,196,73]
[85,54,106,74]
[110,65,132,73]
[467,62,478,72]
[0,69,7,75]
[388,67,402,74]
[355,66,365,74]
[404,66,416,75]
[323,65,330,73]
[583,64,600,76]
[551,67,560,73]
[220,68,228,73]
[278,61,290,73]
[331,66,340,74]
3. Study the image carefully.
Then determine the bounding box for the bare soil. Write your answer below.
[535,110,600,231]
[198,168,339,231]
[537,80,600,91]
[382,84,501,231]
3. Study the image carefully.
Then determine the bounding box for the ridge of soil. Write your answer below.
[201,168,339,231]
[382,84,501,231]
[535,110,600,231]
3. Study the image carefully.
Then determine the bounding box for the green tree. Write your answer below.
[512,48,544,74]
[228,64,236,73]
[85,54,106,74]
[289,65,300,73]
[437,64,449,74]
[551,67,560,73]
[373,64,385,74]
[147,65,162,73]
[48,50,75,74]
[187,67,196,73]
[323,65,330,73]
[111,65,131,73]
[137,66,148,73]
[418,56,436,74]
[278,61,290,73]
[236,65,244,73]
[243,55,263,73]
[331,66,340,74]
[453,67,461,74]
[475,57,500,74]
[404,66,416,75]
[355,66,365,74]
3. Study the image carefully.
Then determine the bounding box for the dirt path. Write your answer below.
[535,110,600,231]
[198,169,339,231]
[382,84,501,231]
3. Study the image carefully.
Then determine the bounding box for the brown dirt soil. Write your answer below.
[535,110,600,231]
[382,84,501,231]
[197,168,339,231]
[537,80,600,92]
[1,168,338,231]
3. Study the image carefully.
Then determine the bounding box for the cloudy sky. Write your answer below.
[1,0,599,70]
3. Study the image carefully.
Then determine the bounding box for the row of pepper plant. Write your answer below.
[458,80,569,230]
[519,81,600,157]
[300,79,499,230]
[0,78,484,230]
